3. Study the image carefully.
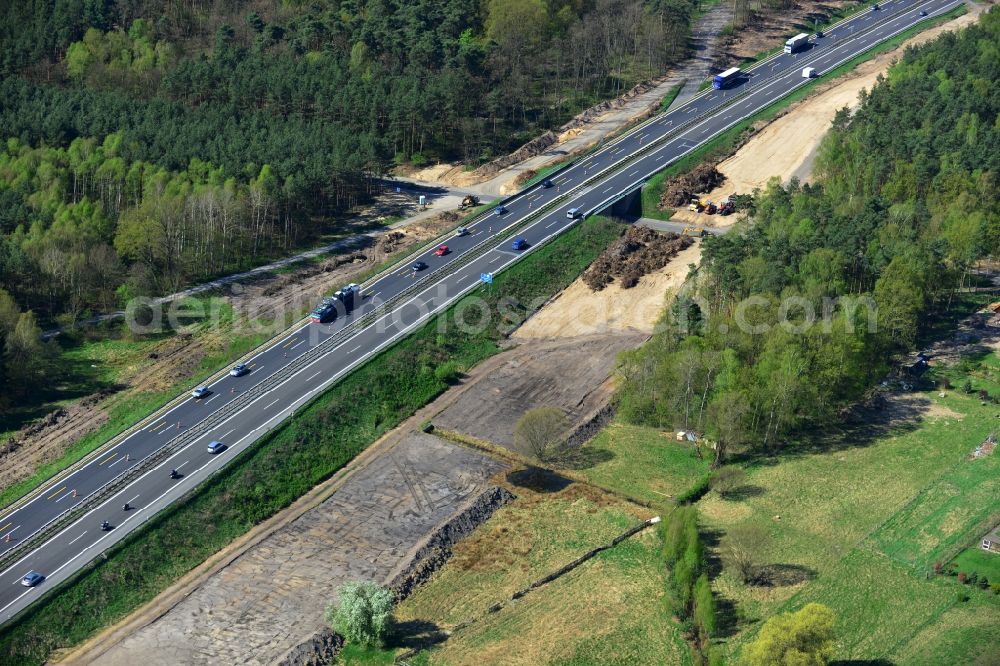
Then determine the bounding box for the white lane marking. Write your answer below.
[219,428,235,440]
[107,457,123,468]
[127,494,140,504]
[656,155,665,161]
[205,394,219,404]
[306,371,322,382]
[349,345,361,353]
[290,340,304,351]
[2,526,19,539]
[603,186,614,193]
[68,531,87,546]
[628,170,639,177]
[490,256,502,264]
[0,589,32,613]
[157,427,170,435]
[263,398,280,411]
[175,460,189,470]
[546,220,559,229]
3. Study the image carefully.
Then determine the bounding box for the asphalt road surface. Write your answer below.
[0,0,962,623]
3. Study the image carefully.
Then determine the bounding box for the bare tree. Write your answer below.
[725,524,768,584]
[710,466,747,496]
[514,407,571,464]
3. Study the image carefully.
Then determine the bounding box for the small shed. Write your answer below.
[982,526,1000,554]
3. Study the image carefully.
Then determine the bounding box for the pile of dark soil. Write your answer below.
[583,226,693,291]
[659,163,726,208]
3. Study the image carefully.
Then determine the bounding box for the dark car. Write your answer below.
[815,30,824,38]
[207,440,226,454]
[309,299,336,323]
[411,261,428,271]
[919,9,927,15]
[871,3,879,9]
[21,571,43,587]
[230,363,249,377]
[494,205,507,216]
[541,179,553,188]
[511,238,528,251]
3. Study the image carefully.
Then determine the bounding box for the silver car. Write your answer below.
[191,386,210,399]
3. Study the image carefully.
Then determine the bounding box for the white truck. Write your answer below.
[784,33,810,54]
[802,67,817,78]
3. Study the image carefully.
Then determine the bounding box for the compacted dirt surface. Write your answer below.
[60,432,507,666]
[433,333,647,451]
[516,243,702,339]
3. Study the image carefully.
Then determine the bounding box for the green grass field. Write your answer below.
[951,548,1000,586]
[698,382,1000,663]
[393,485,688,666]
[576,422,709,508]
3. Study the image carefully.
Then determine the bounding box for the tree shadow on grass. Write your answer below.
[753,563,817,587]
[713,593,742,638]
[389,619,447,651]
[555,446,614,471]
[728,391,927,468]
[719,484,766,501]
[506,467,573,493]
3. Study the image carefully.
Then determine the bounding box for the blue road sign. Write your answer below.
[480,272,493,284]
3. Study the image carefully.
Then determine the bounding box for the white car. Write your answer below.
[191,386,210,399]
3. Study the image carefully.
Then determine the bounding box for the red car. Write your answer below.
[434,244,449,256]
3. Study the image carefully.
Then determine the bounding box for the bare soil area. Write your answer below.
[61,432,506,666]
[433,333,648,451]
[718,1,853,64]
[515,242,702,339]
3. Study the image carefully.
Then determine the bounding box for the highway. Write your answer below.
[0,0,963,624]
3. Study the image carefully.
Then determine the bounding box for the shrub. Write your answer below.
[434,361,461,384]
[979,576,989,590]
[693,573,716,638]
[933,562,942,574]
[991,582,1000,595]
[969,571,979,586]
[677,471,711,504]
[962,378,974,393]
[744,603,835,666]
[957,591,970,603]
[325,581,394,648]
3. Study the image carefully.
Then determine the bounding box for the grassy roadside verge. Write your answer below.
[658,82,685,112]
[639,4,967,219]
[0,217,625,666]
